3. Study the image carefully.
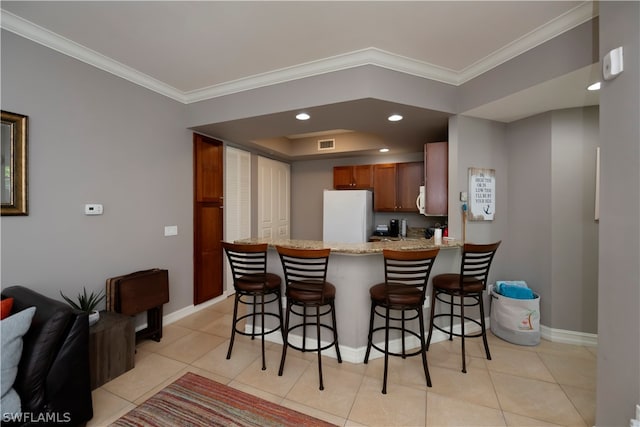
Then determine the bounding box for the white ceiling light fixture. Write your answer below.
[587,82,601,91]
[379,148,390,153]
[296,112,310,120]
[388,114,403,122]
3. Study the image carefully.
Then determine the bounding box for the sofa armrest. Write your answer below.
[1,286,93,425]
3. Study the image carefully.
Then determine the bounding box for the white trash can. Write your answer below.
[490,288,540,346]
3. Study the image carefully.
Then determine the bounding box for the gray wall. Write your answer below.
[550,107,599,333]
[504,108,599,333]
[596,2,640,425]
[504,113,553,321]
[0,31,194,314]
[448,115,509,282]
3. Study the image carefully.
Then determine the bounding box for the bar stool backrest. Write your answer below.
[383,248,440,300]
[459,241,501,290]
[276,246,331,287]
[223,242,269,286]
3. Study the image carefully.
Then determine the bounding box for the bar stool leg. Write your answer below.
[226,293,240,360]
[418,308,432,387]
[251,296,258,340]
[364,303,375,363]
[460,294,467,373]
[260,294,266,370]
[479,295,491,360]
[448,293,455,341]
[401,310,407,358]
[426,291,436,350]
[278,300,291,376]
[330,301,342,363]
[382,306,390,394]
[316,305,324,391]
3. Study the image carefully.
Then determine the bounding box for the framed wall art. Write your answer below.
[468,167,495,221]
[1,110,28,216]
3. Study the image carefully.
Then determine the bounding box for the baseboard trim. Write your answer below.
[540,324,598,347]
[150,303,598,360]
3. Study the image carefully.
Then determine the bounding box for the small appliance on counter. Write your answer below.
[374,224,390,236]
[389,219,399,237]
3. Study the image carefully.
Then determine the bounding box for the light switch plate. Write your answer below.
[164,225,178,236]
[84,204,103,215]
[460,191,468,202]
[603,46,624,80]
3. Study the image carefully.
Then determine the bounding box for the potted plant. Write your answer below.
[60,287,106,326]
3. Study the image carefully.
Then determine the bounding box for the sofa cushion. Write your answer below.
[1,297,14,320]
[1,307,36,415]
[2,287,74,413]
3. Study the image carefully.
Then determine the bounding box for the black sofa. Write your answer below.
[1,286,93,426]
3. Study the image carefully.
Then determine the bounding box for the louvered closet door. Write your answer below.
[257,156,290,239]
[224,146,251,292]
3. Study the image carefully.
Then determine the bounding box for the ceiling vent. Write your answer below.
[318,138,335,151]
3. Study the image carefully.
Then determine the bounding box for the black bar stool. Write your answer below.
[276,245,341,390]
[364,248,440,394]
[222,242,283,370]
[426,241,501,373]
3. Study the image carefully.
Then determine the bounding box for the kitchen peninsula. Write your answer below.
[236,237,462,363]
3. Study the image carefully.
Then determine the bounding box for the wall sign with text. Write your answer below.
[468,168,495,221]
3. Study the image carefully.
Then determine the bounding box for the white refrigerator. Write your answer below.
[323,190,373,243]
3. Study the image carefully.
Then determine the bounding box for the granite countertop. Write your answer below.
[235,237,462,255]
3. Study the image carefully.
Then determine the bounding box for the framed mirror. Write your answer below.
[1,110,28,216]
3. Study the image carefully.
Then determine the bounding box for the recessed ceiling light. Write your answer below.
[379,148,390,153]
[388,114,403,122]
[296,112,310,120]
[587,82,601,91]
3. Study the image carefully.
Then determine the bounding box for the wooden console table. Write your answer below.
[89,311,135,390]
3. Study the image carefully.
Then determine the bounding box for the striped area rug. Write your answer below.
[111,372,337,427]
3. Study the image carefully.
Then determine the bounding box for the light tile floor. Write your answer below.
[89,296,596,426]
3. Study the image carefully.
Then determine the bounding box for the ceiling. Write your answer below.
[0,1,599,158]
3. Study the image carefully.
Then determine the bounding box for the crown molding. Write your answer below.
[0,11,187,103]
[458,1,597,83]
[184,47,458,103]
[1,2,596,105]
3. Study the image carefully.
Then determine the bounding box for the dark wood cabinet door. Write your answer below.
[352,165,373,188]
[396,162,423,212]
[373,163,397,211]
[194,204,223,304]
[193,134,223,305]
[194,134,223,203]
[333,165,373,189]
[424,142,448,215]
[333,166,354,189]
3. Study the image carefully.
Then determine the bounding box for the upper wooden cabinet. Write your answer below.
[333,165,373,189]
[373,162,423,212]
[424,142,448,215]
[194,134,223,203]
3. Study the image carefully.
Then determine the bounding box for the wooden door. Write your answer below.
[396,162,423,212]
[193,134,223,305]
